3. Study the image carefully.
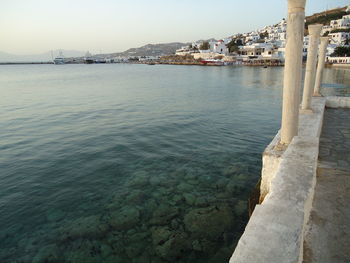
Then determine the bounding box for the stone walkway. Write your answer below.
[303,109,350,263]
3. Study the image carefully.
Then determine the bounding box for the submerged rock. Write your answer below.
[151,226,172,245]
[191,240,202,251]
[171,194,183,205]
[194,196,210,207]
[207,246,233,263]
[184,205,234,240]
[32,244,60,263]
[154,231,190,261]
[177,183,193,192]
[60,215,108,240]
[109,207,140,230]
[63,239,103,263]
[149,204,179,225]
[125,242,144,258]
[183,193,196,206]
[126,171,150,187]
[125,190,147,205]
[234,200,247,216]
[46,209,66,222]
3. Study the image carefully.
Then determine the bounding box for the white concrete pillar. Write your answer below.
[280,0,306,145]
[313,37,329,96]
[301,24,322,112]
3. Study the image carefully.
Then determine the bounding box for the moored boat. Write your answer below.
[53,51,65,65]
[200,59,225,66]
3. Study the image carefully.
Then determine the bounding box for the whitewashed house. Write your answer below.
[237,43,278,60]
[330,15,350,30]
[211,40,229,55]
[329,32,350,45]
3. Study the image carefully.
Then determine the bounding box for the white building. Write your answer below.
[328,32,350,45]
[237,43,278,60]
[330,15,350,29]
[211,40,229,55]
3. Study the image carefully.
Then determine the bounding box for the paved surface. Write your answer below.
[303,109,350,263]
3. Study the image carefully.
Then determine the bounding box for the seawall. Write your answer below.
[230,96,350,263]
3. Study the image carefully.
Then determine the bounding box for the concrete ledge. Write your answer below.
[326,96,350,108]
[259,97,326,203]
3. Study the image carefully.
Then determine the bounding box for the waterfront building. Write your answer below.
[237,43,280,61]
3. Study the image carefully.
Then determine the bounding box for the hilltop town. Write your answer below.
[168,5,350,66]
[80,5,350,66]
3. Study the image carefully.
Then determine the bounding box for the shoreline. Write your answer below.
[1,61,350,68]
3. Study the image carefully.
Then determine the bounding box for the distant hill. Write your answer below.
[0,50,85,62]
[104,42,191,58]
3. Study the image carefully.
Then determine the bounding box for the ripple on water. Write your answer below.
[0,64,347,262]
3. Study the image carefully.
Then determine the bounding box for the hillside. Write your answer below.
[305,6,348,28]
[106,42,190,58]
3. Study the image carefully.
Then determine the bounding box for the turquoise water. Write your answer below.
[0,64,348,263]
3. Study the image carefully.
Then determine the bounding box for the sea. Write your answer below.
[0,64,349,263]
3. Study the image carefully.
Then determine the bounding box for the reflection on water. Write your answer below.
[0,65,348,263]
[322,67,350,97]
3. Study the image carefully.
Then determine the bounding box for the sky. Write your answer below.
[1,0,349,55]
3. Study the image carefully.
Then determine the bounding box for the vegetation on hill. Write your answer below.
[331,46,350,57]
[226,39,243,53]
[109,42,190,57]
[305,6,347,28]
[199,41,210,50]
[330,28,350,33]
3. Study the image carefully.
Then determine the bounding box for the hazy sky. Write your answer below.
[1,0,349,55]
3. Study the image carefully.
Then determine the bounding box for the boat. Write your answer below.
[53,51,65,65]
[200,59,225,66]
[84,51,94,64]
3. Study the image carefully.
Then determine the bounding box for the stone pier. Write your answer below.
[280,0,306,145]
[301,24,322,112]
[313,37,329,97]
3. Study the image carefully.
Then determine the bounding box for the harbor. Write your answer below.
[1,0,349,262]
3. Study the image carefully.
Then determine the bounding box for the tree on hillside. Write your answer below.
[236,39,243,46]
[345,37,350,46]
[331,46,350,57]
[199,41,210,50]
[330,28,350,33]
[226,39,244,53]
[259,31,269,39]
[226,39,239,53]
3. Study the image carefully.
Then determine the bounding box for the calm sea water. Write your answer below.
[0,64,348,263]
